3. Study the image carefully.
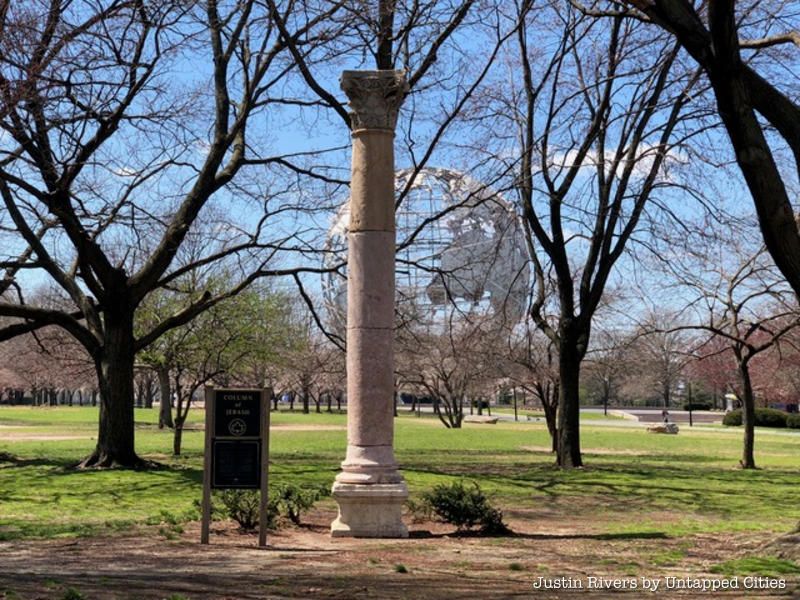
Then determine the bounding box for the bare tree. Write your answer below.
[283,314,344,415]
[583,327,630,414]
[628,313,694,408]
[586,0,800,297]
[397,308,501,428]
[502,320,560,451]
[495,2,700,466]
[664,224,799,468]
[0,1,350,467]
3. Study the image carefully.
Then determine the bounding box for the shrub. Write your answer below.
[787,414,800,429]
[217,490,279,531]
[215,483,328,530]
[757,408,788,428]
[419,481,509,534]
[722,408,787,428]
[723,410,742,426]
[682,401,712,411]
[272,483,329,525]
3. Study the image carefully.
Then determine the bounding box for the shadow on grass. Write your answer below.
[0,568,530,600]
[402,460,800,524]
[0,451,75,470]
[409,529,668,541]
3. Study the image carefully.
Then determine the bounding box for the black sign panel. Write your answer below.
[215,390,261,438]
[212,440,261,489]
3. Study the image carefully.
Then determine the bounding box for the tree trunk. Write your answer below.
[135,378,143,408]
[80,311,144,468]
[537,382,559,454]
[738,361,757,469]
[157,366,174,429]
[513,387,518,422]
[173,417,185,456]
[302,386,309,414]
[144,378,155,409]
[327,392,332,413]
[557,341,583,468]
[705,64,800,297]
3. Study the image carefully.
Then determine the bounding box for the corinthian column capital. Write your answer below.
[340,70,408,132]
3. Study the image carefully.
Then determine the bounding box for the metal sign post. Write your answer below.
[201,387,271,547]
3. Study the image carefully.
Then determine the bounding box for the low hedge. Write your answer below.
[682,401,712,411]
[722,408,788,428]
[787,414,800,429]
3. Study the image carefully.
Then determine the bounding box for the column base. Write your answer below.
[330,481,409,538]
[335,444,404,484]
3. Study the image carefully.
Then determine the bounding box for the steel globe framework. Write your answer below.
[323,167,530,331]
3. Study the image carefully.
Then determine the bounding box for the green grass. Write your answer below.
[1,406,799,542]
[649,547,689,567]
[710,557,800,577]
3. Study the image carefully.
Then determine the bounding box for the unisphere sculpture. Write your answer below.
[323,167,530,330]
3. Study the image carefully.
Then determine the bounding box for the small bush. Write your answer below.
[723,411,742,426]
[61,589,85,600]
[272,483,329,525]
[722,408,788,428]
[757,408,789,427]
[215,483,328,530]
[217,490,279,531]
[787,414,800,429]
[682,402,712,411]
[394,564,408,574]
[419,481,509,534]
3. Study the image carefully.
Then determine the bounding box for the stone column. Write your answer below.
[331,70,408,538]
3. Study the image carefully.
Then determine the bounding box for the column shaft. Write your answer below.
[331,70,408,538]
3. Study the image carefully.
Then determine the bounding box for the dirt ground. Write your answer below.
[1,507,798,600]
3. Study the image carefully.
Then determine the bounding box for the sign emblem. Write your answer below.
[228,418,247,436]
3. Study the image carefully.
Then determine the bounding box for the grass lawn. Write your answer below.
[1,405,799,542]
[1,406,799,599]
[490,407,624,420]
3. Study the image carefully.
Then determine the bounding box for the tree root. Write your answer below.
[75,451,158,470]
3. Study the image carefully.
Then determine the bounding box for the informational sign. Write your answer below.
[214,390,261,438]
[201,387,270,547]
[212,439,261,489]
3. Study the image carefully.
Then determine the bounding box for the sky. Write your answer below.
[2,0,798,347]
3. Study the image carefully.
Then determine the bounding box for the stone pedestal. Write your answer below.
[331,70,409,539]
